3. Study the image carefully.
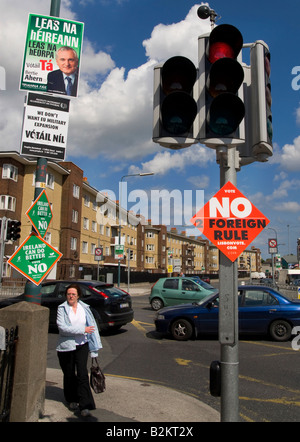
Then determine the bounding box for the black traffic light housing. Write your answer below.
[198,24,246,148]
[249,40,273,160]
[153,56,198,149]
[6,220,21,241]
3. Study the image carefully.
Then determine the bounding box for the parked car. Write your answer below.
[189,276,217,292]
[201,276,211,284]
[149,276,216,311]
[154,285,300,342]
[0,280,134,332]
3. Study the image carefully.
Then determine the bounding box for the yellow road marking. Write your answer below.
[131,319,147,333]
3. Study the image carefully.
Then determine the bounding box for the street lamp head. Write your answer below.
[139,172,155,177]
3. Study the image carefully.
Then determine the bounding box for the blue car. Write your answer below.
[154,285,300,341]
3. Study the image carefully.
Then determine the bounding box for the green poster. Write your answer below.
[20,14,84,97]
[26,189,53,238]
[8,233,63,285]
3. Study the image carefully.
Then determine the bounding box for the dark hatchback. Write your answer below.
[0,280,134,332]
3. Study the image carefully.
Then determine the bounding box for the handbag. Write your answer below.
[90,357,106,393]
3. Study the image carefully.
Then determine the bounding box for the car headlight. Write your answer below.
[156,314,165,320]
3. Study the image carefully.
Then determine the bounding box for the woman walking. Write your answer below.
[56,283,102,417]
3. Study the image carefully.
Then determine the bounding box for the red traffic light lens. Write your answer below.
[209,42,235,63]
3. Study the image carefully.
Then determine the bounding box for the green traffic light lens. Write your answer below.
[162,92,197,135]
[208,93,245,136]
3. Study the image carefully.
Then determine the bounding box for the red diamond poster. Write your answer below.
[190,181,269,262]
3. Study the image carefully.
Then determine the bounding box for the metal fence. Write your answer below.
[0,326,18,422]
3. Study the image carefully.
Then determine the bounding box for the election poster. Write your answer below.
[20,14,84,97]
[190,181,269,262]
[20,92,69,160]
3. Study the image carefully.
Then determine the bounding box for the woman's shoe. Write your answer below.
[81,409,91,417]
[69,402,78,410]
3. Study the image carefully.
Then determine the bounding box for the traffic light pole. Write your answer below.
[218,146,240,422]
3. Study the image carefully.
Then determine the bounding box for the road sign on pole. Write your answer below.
[94,247,104,261]
[114,245,124,260]
[268,238,278,254]
[8,232,62,285]
[26,189,53,238]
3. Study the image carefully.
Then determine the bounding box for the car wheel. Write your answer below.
[151,298,164,311]
[171,319,193,341]
[269,320,292,341]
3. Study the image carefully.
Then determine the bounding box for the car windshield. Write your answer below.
[188,277,214,290]
[195,293,217,306]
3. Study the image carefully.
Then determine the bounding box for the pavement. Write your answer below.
[39,283,220,423]
[40,368,220,422]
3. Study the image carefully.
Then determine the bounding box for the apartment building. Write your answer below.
[0,152,261,282]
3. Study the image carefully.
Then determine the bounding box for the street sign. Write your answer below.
[190,181,269,262]
[8,232,62,285]
[26,189,53,238]
[94,247,104,261]
[114,245,124,260]
[20,92,70,160]
[268,238,278,254]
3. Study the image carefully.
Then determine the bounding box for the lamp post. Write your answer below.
[117,172,154,286]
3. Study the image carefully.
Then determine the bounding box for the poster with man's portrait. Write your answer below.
[20,14,84,98]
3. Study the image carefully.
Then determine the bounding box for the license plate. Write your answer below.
[120,303,129,308]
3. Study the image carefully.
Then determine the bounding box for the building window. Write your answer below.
[0,195,16,211]
[83,217,89,230]
[73,184,80,199]
[82,241,88,254]
[46,173,54,189]
[71,237,77,250]
[92,221,97,232]
[91,243,96,255]
[69,265,75,278]
[2,164,18,181]
[146,244,154,251]
[72,209,78,223]
[83,194,90,207]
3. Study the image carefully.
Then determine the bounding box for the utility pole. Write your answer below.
[218,147,240,421]
[24,0,61,303]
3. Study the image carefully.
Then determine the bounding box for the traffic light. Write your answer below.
[198,24,246,147]
[6,220,21,241]
[153,56,198,149]
[249,41,273,160]
[129,249,133,260]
